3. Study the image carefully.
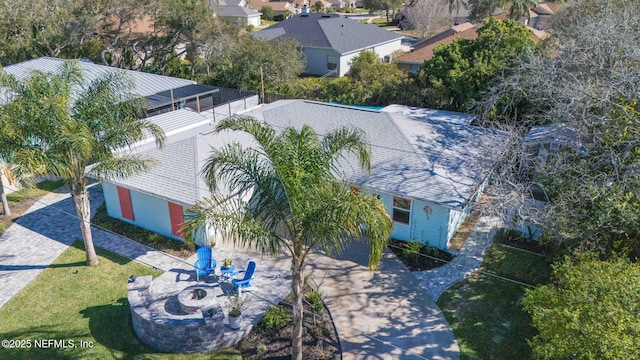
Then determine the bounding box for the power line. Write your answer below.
[387,242,540,289]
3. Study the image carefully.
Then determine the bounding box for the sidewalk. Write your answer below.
[0,185,189,309]
[412,215,503,300]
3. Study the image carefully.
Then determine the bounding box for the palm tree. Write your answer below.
[0,61,164,265]
[502,0,536,22]
[183,116,392,360]
[0,159,14,216]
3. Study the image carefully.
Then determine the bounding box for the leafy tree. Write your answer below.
[0,0,104,64]
[362,0,402,22]
[313,1,325,13]
[203,36,305,92]
[324,50,412,106]
[418,18,536,111]
[0,61,165,265]
[260,6,274,21]
[467,0,500,21]
[523,256,640,359]
[183,116,392,360]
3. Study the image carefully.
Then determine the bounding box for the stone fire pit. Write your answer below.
[178,285,219,313]
[127,276,225,353]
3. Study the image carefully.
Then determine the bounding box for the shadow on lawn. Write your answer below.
[0,327,89,360]
[80,298,152,356]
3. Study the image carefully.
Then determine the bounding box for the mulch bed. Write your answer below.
[236,294,340,360]
[388,239,454,271]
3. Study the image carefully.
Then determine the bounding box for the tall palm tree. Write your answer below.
[183,116,392,360]
[0,61,165,265]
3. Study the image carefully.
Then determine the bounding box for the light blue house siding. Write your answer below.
[303,47,340,77]
[363,189,459,250]
[102,182,186,243]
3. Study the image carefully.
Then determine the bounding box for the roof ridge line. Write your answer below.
[383,112,434,171]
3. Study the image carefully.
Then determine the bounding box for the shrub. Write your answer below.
[403,240,422,260]
[258,305,291,330]
[305,289,324,314]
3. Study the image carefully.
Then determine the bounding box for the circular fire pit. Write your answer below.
[178,285,218,314]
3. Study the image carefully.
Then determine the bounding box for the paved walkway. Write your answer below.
[413,215,503,300]
[0,185,460,359]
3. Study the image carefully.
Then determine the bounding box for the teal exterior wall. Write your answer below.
[102,183,191,243]
[409,199,451,249]
[362,188,453,250]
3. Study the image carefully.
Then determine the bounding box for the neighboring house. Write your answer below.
[325,0,354,11]
[210,0,262,27]
[252,13,403,77]
[103,100,510,250]
[216,5,262,27]
[247,0,295,16]
[397,20,547,73]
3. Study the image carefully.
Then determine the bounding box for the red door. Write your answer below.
[117,186,134,221]
[168,202,184,238]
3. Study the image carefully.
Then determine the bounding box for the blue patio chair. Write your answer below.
[193,246,217,281]
[232,261,256,291]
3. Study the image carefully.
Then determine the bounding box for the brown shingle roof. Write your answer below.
[248,0,293,12]
[398,19,546,66]
[398,25,480,65]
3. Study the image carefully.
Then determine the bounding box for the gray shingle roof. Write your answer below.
[115,136,202,206]
[245,100,509,209]
[214,5,261,17]
[113,100,509,210]
[3,57,195,97]
[252,14,402,54]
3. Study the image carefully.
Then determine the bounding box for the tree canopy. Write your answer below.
[203,36,305,93]
[523,257,640,359]
[418,18,537,111]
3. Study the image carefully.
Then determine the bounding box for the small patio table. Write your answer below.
[219,265,236,281]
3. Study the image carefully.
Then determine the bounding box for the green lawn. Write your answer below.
[0,241,241,359]
[6,179,66,202]
[438,242,551,360]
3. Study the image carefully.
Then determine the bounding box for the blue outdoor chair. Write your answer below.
[232,261,256,291]
[193,246,217,281]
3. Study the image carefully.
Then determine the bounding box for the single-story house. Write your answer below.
[252,13,403,77]
[103,100,510,250]
[209,0,262,27]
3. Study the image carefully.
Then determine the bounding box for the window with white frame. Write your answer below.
[327,55,338,70]
[392,196,411,224]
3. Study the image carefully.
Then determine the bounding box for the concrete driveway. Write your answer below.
[308,242,459,359]
[240,238,460,359]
